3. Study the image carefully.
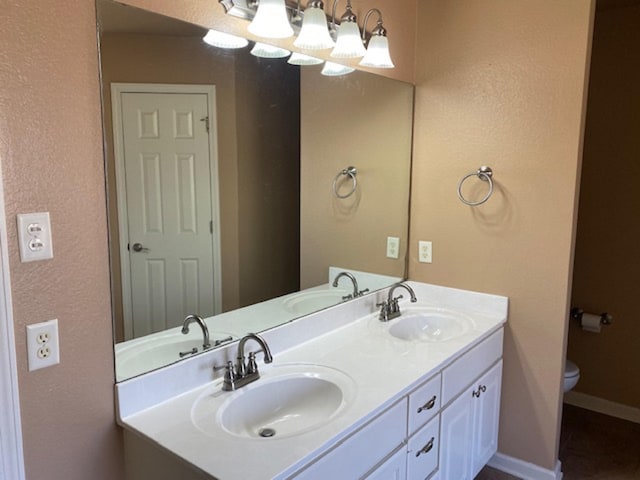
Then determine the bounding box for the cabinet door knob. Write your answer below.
[415,437,435,457]
[472,384,487,398]
[417,395,437,413]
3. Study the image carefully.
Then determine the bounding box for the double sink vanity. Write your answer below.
[116,281,507,480]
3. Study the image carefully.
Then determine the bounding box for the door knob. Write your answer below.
[131,243,149,252]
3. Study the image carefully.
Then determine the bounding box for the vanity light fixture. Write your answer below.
[321,61,355,76]
[294,0,335,50]
[248,0,294,39]
[329,0,366,58]
[359,8,394,69]
[288,52,324,65]
[250,42,291,58]
[202,29,249,49]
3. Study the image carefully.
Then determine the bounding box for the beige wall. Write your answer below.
[0,1,124,479]
[300,69,413,288]
[409,0,593,471]
[117,0,418,84]
[569,3,640,408]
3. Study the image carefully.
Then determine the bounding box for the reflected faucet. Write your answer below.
[221,333,273,391]
[332,271,369,300]
[181,314,211,350]
[377,282,418,322]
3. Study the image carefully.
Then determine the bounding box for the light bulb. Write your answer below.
[294,3,335,50]
[359,35,394,68]
[248,0,294,39]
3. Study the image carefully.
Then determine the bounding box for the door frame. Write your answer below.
[111,83,222,340]
[0,162,26,480]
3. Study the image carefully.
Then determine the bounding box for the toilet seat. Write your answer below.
[565,359,579,378]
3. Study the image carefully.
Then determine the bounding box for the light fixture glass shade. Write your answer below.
[321,61,355,76]
[330,21,366,58]
[293,7,335,50]
[202,29,249,49]
[251,42,291,58]
[248,0,294,39]
[359,35,394,68]
[288,52,324,65]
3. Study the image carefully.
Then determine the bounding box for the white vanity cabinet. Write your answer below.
[438,329,503,480]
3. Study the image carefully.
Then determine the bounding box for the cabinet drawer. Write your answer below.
[441,328,503,405]
[408,374,441,435]
[292,399,407,479]
[363,445,407,480]
[407,414,440,480]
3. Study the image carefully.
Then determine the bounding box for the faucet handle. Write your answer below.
[358,288,370,297]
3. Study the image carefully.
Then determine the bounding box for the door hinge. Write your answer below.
[200,116,210,133]
[210,220,213,234]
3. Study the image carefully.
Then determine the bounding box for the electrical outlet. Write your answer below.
[418,240,433,263]
[17,212,54,262]
[26,319,59,371]
[386,236,400,259]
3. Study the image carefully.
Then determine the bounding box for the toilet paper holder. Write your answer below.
[570,308,613,325]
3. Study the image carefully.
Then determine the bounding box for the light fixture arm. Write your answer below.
[330,0,355,32]
[361,8,386,41]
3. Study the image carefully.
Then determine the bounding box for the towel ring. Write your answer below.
[457,166,494,206]
[333,166,358,199]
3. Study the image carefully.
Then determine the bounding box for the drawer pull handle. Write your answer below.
[417,395,437,413]
[416,437,435,457]
[472,384,487,398]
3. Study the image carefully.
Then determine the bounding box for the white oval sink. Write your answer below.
[192,364,356,439]
[378,308,475,342]
[282,289,352,316]
[116,331,236,381]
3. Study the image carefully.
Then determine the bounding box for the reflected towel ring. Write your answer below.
[457,166,494,206]
[333,166,358,199]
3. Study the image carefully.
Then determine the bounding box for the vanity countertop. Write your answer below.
[117,281,507,479]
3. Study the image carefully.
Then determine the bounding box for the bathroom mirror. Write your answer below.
[97,0,414,381]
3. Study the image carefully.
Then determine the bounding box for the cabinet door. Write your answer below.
[471,360,502,478]
[438,388,473,480]
[364,447,407,480]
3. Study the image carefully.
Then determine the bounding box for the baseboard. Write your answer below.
[488,452,563,480]
[564,391,640,424]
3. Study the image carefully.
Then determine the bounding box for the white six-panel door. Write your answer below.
[112,84,221,339]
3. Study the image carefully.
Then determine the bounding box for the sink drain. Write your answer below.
[258,428,276,438]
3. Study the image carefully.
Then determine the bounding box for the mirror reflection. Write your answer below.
[97,0,413,381]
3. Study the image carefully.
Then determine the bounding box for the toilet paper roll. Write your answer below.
[581,313,601,333]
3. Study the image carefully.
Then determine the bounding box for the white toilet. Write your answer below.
[564,359,580,392]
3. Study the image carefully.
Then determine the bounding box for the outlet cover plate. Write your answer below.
[26,319,60,371]
[17,212,53,262]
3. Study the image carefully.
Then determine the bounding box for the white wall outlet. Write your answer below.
[418,240,433,263]
[26,319,60,371]
[386,236,400,259]
[17,212,53,262]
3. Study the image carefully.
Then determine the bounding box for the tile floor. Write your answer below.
[475,403,640,479]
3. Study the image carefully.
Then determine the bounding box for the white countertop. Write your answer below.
[116,281,507,479]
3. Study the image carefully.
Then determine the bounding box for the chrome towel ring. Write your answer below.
[457,166,494,206]
[333,166,358,199]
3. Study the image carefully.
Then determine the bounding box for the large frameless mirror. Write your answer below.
[96,0,414,381]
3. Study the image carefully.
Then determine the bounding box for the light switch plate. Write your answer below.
[17,212,53,262]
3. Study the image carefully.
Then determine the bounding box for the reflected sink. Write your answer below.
[282,289,352,316]
[383,308,475,342]
[192,364,356,439]
[116,331,236,381]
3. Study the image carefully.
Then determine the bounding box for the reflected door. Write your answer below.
[115,86,220,339]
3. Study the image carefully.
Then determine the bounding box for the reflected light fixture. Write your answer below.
[248,0,294,39]
[202,29,249,49]
[321,61,355,76]
[250,42,291,58]
[359,8,394,69]
[330,0,366,58]
[288,52,324,65]
[294,0,335,50]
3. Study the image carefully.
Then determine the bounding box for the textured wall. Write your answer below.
[0,1,124,479]
[569,4,640,409]
[409,0,593,470]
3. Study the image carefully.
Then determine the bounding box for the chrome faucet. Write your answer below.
[377,283,418,321]
[221,333,273,391]
[181,314,211,350]
[332,271,369,300]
